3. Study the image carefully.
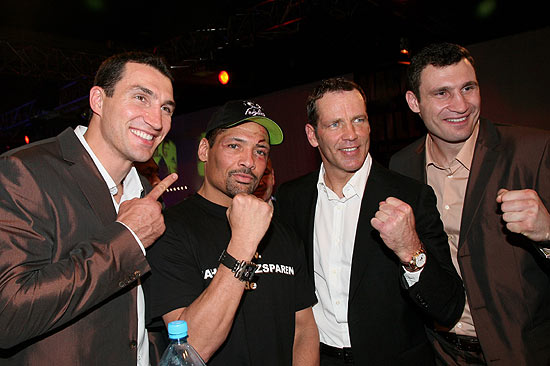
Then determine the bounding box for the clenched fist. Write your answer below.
[497,188,550,242]
[370,196,423,263]
[225,193,274,260]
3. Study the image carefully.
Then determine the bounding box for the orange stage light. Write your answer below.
[218,70,230,85]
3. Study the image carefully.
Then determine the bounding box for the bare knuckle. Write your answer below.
[527,199,539,209]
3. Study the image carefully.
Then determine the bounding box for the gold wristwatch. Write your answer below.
[402,244,427,272]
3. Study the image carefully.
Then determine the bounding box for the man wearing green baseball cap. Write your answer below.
[146,100,319,365]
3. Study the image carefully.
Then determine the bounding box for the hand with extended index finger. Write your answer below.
[497,188,550,242]
[117,173,178,248]
[147,173,178,201]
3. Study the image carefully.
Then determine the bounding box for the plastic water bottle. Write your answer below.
[158,320,207,366]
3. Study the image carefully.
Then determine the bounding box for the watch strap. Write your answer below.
[218,250,257,281]
[219,249,239,271]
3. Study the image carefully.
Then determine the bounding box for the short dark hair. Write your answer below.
[205,127,227,147]
[306,77,367,128]
[407,43,475,99]
[93,51,173,97]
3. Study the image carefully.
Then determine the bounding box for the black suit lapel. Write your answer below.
[348,162,390,303]
[302,174,319,276]
[58,128,118,226]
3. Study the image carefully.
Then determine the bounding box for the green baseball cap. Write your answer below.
[205,100,283,145]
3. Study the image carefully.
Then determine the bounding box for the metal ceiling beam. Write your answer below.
[0,0,333,130]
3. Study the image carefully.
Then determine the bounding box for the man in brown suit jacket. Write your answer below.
[0,52,177,365]
[390,42,550,365]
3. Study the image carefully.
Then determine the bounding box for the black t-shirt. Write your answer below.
[146,194,316,366]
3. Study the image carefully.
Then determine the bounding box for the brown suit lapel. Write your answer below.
[458,119,501,251]
[57,128,117,226]
[390,137,426,183]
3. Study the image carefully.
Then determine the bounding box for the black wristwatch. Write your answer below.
[218,250,257,282]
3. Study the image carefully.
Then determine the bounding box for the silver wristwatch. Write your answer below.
[218,250,257,281]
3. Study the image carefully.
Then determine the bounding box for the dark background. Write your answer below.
[2,0,550,205]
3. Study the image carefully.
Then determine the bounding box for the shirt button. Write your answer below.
[444,205,450,210]
[457,322,463,328]
[336,300,340,305]
[448,174,453,178]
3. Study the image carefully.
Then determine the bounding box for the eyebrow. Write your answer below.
[228,136,270,149]
[324,114,366,125]
[132,85,176,108]
[431,81,478,93]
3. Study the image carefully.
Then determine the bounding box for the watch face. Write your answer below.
[416,253,427,268]
[240,263,257,281]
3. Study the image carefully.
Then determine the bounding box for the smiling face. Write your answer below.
[198,122,270,207]
[406,58,481,152]
[305,89,370,187]
[87,62,175,175]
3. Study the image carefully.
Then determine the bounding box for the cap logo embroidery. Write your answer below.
[243,101,265,117]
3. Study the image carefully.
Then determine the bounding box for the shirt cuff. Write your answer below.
[402,267,423,287]
[538,245,550,259]
[117,221,146,256]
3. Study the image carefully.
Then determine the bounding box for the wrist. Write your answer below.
[226,240,257,262]
[401,242,427,272]
[399,239,423,263]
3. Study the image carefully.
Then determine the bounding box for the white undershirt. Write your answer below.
[74,126,149,366]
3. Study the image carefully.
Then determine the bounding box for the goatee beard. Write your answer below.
[226,168,259,197]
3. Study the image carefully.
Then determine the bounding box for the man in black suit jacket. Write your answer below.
[276,78,465,366]
[390,42,550,365]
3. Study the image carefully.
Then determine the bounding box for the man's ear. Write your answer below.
[405,91,421,113]
[89,86,105,116]
[305,124,319,148]
[197,138,210,163]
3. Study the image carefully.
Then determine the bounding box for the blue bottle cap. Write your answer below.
[167,320,188,339]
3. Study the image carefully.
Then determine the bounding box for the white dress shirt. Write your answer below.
[75,126,149,366]
[313,154,372,347]
[313,154,422,348]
